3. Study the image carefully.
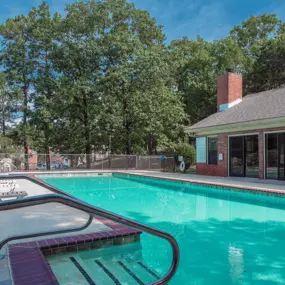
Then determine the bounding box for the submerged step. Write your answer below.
[95,260,122,285]
[137,262,161,280]
[70,257,96,285]
[48,255,94,285]
[117,260,145,285]
[48,243,162,285]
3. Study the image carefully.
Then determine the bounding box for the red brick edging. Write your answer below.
[9,216,141,285]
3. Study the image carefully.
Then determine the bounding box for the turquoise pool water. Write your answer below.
[42,174,285,285]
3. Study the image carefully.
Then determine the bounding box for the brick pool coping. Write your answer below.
[116,172,285,197]
[8,215,142,285]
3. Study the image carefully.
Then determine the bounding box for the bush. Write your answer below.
[174,143,196,167]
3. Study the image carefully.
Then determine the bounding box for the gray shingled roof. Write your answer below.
[188,87,285,131]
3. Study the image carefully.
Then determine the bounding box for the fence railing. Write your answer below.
[0,153,176,173]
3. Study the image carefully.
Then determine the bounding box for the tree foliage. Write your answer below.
[0,0,186,160]
[0,2,284,159]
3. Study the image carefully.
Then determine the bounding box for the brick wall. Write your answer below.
[196,126,285,179]
[196,134,228,177]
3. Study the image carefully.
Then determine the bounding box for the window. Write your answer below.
[208,137,217,165]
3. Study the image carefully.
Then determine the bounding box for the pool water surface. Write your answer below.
[42,174,285,285]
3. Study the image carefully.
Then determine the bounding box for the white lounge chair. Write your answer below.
[0,190,28,201]
[0,184,18,190]
[0,180,16,184]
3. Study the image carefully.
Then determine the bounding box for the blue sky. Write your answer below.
[1,0,285,42]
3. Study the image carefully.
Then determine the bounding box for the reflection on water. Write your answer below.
[229,245,244,283]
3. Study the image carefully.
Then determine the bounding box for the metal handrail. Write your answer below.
[0,214,94,259]
[0,194,180,285]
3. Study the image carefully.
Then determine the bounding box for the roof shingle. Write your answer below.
[187,87,285,131]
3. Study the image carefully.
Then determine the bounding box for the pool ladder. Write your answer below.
[0,184,180,285]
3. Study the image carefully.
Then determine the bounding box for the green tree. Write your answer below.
[170,36,244,123]
[245,35,285,93]
[0,72,20,138]
[52,0,186,162]
[230,14,283,81]
[28,3,61,169]
[230,14,281,51]
[0,13,35,168]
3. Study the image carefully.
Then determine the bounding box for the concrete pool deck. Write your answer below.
[0,179,113,285]
[128,171,285,192]
[7,169,285,192]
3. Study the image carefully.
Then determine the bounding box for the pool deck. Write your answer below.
[1,170,285,284]
[7,169,285,192]
[128,171,285,193]
[0,178,121,284]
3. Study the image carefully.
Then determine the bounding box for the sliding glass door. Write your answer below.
[229,135,259,178]
[266,133,285,180]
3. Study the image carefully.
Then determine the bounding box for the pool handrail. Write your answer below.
[0,193,180,285]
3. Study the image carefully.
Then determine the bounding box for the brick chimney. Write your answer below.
[217,69,242,112]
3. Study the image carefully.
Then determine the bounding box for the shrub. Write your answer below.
[174,143,196,167]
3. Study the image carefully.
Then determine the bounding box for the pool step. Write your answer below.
[56,257,161,285]
[89,258,160,285]
[48,255,94,285]
[48,243,163,285]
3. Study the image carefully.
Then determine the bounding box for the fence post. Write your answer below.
[136,155,138,170]
[173,156,176,173]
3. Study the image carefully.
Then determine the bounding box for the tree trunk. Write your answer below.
[23,82,29,170]
[124,100,131,155]
[44,49,51,171]
[148,135,153,155]
[45,143,51,170]
[2,94,6,153]
[2,118,5,136]
[2,95,5,136]
[83,92,91,169]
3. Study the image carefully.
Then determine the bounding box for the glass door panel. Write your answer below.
[266,134,278,179]
[230,136,244,177]
[245,135,259,178]
[278,133,285,180]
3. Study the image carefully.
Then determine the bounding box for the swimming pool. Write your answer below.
[42,174,285,284]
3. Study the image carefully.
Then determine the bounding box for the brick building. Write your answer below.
[186,70,285,180]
